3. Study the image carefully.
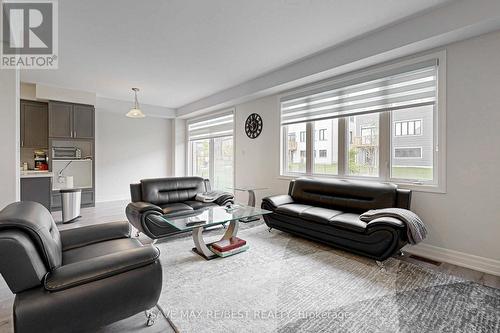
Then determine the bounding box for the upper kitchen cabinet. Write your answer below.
[49,101,94,139]
[48,101,72,138]
[73,104,94,139]
[21,100,48,148]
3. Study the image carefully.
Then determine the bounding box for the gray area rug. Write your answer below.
[156,224,500,333]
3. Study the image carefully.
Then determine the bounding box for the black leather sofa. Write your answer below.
[261,178,411,261]
[0,201,162,333]
[126,177,234,239]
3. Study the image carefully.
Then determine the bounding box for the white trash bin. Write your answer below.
[60,188,82,223]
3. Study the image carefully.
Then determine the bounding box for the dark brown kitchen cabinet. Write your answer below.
[20,100,48,148]
[49,101,94,139]
[73,104,94,138]
[48,101,72,138]
[21,177,51,210]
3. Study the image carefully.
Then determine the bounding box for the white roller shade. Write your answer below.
[281,60,437,125]
[188,111,234,140]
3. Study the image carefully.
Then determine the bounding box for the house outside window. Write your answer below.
[318,129,326,141]
[394,120,422,136]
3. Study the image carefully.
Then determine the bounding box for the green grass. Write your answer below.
[391,167,432,180]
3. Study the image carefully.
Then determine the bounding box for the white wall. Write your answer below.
[0,70,20,209]
[95,111,172,202]
[172,118,187,176]
[231,30,500,273]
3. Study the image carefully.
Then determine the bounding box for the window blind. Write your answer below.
[281,60,437,125]
[188,111,234,140]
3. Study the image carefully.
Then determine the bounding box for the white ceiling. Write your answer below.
[21,0,451,109]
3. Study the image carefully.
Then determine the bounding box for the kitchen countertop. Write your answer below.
[20,171,54,178]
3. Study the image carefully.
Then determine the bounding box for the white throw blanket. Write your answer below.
[359,208,427,245]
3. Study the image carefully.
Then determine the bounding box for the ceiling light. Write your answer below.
[126,88,146,118]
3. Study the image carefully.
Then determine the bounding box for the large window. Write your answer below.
[280,57,444,189]
[188,111,234,191]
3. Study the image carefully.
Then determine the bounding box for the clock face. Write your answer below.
[245,113,263,139]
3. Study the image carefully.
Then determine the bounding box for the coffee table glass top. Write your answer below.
[158,204,272,232]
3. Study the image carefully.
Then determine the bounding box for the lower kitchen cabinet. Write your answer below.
[21,177,52,210]
[51,188,95,211]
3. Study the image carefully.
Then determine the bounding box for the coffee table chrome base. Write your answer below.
[192,219,239,260]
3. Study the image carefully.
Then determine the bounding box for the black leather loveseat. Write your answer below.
[126,177,234,239]
[261,178,411,261]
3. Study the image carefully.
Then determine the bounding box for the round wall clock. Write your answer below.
[245,113,263,139]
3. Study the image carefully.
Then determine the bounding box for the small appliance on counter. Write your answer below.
[34,150,49,170]
[52,147,82,159]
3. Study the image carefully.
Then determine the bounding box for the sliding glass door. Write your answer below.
[213,136,233,190]
[191,139,210,180]
[188,111,234,191]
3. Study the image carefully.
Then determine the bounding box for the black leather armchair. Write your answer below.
[126,177,234,239]
[262,178,412,261]
[0,201,162,333]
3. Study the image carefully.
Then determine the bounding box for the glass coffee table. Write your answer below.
[158,204,272,260]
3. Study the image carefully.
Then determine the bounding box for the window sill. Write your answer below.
[278,174,446,194]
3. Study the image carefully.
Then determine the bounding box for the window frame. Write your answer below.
[279,51,446,193]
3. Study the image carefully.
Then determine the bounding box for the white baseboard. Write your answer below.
[404,243,500,276]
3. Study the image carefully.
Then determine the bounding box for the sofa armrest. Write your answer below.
[127,201,163,214]
[60,221,131,251]
[44,245,160,292]
[262,195,295,210]
[366,217,405,229]
[214,193,234,206]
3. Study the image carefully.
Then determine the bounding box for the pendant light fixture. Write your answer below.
[126,88,146,118]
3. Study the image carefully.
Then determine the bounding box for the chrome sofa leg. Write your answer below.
[145,308,158,326]
[398,250,405,257]
[268,227,272,232]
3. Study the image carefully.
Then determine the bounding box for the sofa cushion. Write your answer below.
[159,203,194,215]
[299,207,343,225]
[329,213,367,233]
[183,201,217,210]
[290,178,397,213]
[275,204,312,217]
